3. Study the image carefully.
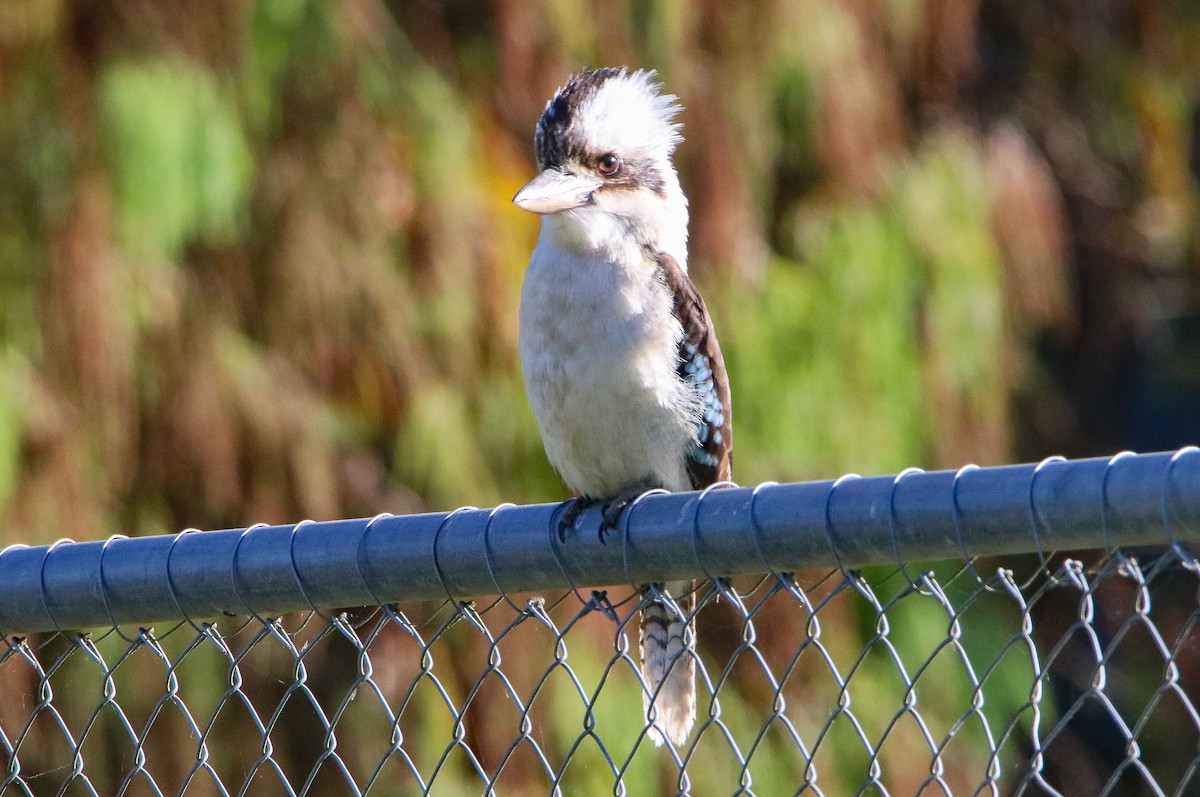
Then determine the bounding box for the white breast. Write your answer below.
[519,217,697,498]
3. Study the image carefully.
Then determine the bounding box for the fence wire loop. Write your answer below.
[619,487,669,591]
[165,528,207,633]
[950,463,989,588]
[37,538,76,638]
[690,480,737,583]
[355,512,395,608]
[97,534,135,643]
[547,499,599,610]
[748,481,781,577]
[889,467,924,586]
[823,474,861,574]
[483,503,523,612]
[1163,446,1200,555]
[431,506,477,605]
[1027,456,1066,579]
[231,523,274,625]
[286,519,325,618]
[1100,451,1137,557]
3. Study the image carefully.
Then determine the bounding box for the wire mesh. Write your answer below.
[3,546,1198,796]
[4,452,1200,795]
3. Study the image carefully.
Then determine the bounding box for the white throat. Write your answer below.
[518,194,697,497]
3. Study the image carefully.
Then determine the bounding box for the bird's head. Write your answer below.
[513,68,688,265]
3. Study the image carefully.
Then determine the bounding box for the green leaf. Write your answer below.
[100,58,253,260]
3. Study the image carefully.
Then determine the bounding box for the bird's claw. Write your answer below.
[598,498,630,543]
[597,482,656,543]
[558,485,656,544]
[556,496,596,543]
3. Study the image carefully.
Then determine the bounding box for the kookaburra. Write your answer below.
[513,67,732,748]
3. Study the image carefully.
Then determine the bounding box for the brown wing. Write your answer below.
[657,252,732,488]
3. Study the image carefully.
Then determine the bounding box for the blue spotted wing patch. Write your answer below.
[656,252,732,488]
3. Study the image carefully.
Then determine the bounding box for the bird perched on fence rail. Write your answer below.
[513,67,732,748]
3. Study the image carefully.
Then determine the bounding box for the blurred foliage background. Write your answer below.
[1,0,1199,793]
[1,0,1199,539]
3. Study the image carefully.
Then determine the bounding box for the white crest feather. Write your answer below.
[574,69,683,161]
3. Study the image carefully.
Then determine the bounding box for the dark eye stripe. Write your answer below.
[591,157,667,198]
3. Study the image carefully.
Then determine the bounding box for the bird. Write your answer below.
[512,67,732,748]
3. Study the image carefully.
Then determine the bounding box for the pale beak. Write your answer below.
[513,169,602,214]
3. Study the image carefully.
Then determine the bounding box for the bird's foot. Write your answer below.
[598,481,657,543]
[556,495,599,542]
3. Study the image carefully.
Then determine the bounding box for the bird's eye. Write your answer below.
[596,153,621,176]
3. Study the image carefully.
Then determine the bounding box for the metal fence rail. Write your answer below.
[2,450,1199,795]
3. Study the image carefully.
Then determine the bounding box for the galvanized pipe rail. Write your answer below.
[2,449,1198,634]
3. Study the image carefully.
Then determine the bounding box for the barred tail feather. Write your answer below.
[639,579,696,747]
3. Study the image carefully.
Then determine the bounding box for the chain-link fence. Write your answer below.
[3,451,1200,795]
